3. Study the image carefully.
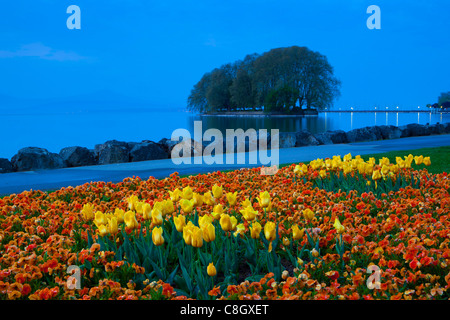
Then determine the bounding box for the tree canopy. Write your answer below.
[187,46,341,113]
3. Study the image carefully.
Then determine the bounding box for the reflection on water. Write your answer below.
[189,111,449,137]
[1,110,449,159]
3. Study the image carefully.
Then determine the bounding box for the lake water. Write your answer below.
[1,109,449,159]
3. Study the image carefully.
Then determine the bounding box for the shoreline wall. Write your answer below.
[1,122,449,173]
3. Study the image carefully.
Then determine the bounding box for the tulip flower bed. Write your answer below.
[0,152,449,300]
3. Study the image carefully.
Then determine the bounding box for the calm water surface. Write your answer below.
[1,109,448,159]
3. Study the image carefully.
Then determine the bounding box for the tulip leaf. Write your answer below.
[167,265,179,285]
[149,259,165,280]
[180,263,193,293]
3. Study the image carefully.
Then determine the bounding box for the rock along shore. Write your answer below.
[1,122,449,173]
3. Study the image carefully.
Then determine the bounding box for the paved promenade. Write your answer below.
[1,135,449,195]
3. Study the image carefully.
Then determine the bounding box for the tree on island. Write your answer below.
[427,92,450,111]
[187,46,341,114]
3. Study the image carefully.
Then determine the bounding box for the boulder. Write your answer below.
[398,125,411,138]
[158,138,179,154]
[313,132,333,145]
[0,158,14,173]
[223,129,260,153]
[129,141,168,162]
[295,130,319,147]
[428,123,445,135]
[327,130,349,144]
[376,125,402,139]
[270,132,296,149]
[59,146,97,167]
[443,122,450,134]
[167,138,204,158]
[11,147,66,171]
[346,126,378,143]
[406,123,431,136]
[94,140,130,165]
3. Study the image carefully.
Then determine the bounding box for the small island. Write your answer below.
[187,46,341,116]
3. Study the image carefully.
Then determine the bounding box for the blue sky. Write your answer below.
[0,0,449,110]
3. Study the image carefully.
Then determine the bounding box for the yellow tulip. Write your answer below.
[372,169,382,180]
[219,214,232,232]
[282,237,290,246]
[192,193,204,207]
[240,205,258,221]
[124,210,138,230]
[390,164,399,174]
[423,156,431,166]
[302,208,314,221]
[230,216,238,231]
[343,153,352,162]
[152,227,164,246]
[142,203,152,220]
[182,186,193,200]
[257,191,271,208]
[212,185,223,199]
[107,217,119,234]
[163,199,175,215]
[241,198,252,208]
[81,203,95,221]
[333,218,345,234]
[183,221,195,245]
[191,227,203,248]
[294,164,307,176]
[379,157,390,166]
[94,211,108,227]
[114,208,125,223]
[198,214,214,229]
[250,221,262,239]
[319,169,327,179]
[180,199,194,214]
[207,262,217,277]
[226,191,238,206]
[203,192,216,206]
[173,214,186,232]
[98,224,109,237]
[211,204,224,220]
[234,223,245,237]
[151,208,163,226]
[381,164,390,176]
[134,201,144,214]
[169,188,181,201]
[291,225,304,240]
[357,162,366,175]
[264,221,276,242]
[202,222,216,242]
[127,195,139,211]
[414,155,423,165]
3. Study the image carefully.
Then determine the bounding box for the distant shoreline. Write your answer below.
[199,109,448,116]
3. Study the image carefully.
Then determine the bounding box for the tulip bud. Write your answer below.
[173,214,186,232]
[152,227,164,246]
[207,262,217,277]
[250,221,262,239]
[182,186,193,200]
[212,185,223,199]
[202,222,216,242]
[220,214,232,232]
[226,192,237,206]
[264,221,276,242]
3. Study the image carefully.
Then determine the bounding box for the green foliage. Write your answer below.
[187,46,341,113]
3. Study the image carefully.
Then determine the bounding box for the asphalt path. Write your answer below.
[1,135,449,195]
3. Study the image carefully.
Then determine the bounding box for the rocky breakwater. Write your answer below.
[1,122,449,173]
